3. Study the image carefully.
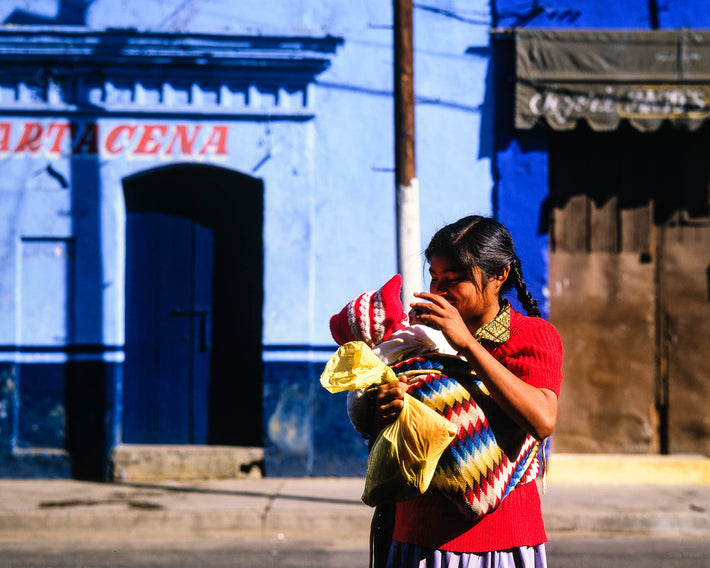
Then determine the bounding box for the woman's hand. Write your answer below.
[410,292,475,354]
[377,380,407,422]
[411,291,558,441]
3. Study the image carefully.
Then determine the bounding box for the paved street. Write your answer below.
[2,535,710,568]
[546,535,710,568]
[0,537,367,568]
[1,470,710,567]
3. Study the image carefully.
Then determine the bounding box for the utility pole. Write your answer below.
[393,0,422,308]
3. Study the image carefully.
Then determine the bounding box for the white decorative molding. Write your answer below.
[0,27,341,118]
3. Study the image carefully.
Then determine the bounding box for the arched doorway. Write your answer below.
[122,164,263,446]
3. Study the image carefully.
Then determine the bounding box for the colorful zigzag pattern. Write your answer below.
[392,356,540,518]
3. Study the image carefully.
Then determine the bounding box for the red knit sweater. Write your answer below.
[392,307,564,552]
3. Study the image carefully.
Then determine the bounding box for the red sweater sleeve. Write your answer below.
[491,311,564,397]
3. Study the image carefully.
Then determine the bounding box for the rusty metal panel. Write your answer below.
[589,195,618,253]
[551,194,588,252]
[663,224,710,454]
[550,251,656,453]
[619,204,652,254]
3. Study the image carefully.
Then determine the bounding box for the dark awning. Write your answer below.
[515,29,710,132]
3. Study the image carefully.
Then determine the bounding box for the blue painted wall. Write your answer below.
[0,1,495,478]
[1,0,709,478]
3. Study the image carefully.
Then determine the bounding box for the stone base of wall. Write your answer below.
[111,445,264,482]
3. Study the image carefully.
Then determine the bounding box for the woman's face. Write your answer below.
[428,254,502,329]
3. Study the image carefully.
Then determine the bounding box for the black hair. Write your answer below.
[424,215,541,318]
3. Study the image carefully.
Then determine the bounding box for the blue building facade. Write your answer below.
[1,1,709,479]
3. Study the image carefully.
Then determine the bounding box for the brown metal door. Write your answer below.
[660,223,710,454]
[548,123,710,455]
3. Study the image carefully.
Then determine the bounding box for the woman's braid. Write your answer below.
[511,258,541,318]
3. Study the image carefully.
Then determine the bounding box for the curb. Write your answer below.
[0,509,373,541]
[546,454,710,485]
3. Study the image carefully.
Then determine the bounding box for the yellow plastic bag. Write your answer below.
[320,341,397,393]
[361,394,456,506]
[320,341,457,505]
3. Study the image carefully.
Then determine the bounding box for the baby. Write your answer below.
[329,274,458,436]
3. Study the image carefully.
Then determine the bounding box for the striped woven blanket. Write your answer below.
[391,355,541,519]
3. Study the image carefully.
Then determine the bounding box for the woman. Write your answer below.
[378,215,563,567]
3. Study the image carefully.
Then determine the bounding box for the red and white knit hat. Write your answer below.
[329,274,407,347]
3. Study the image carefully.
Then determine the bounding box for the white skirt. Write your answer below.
[386,541,547,568]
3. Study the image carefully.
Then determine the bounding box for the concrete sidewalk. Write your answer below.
[0,477,370,542]
[1,475,709,542]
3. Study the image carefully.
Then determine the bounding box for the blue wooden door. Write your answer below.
[124,212,213,443]
[122,163,264,447]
